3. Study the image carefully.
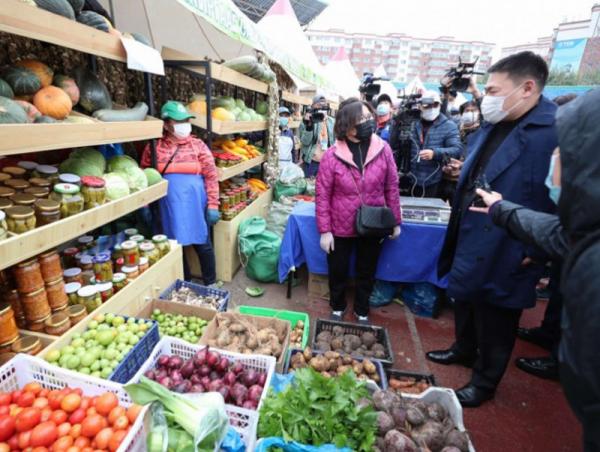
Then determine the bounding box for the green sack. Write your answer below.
[274,178,307,201]
[239,217,282,283]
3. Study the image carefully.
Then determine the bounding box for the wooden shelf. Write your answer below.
[217,154,265,182]
[214,188,273,281]
[282,91,312,106]
[0,181,168,271]
[0,115,163,156]
[37,242,184,359]
[0,0,127,62]
[190,116,268,135]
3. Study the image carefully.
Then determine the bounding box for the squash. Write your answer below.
[76,11,109,32]
[16,59,54,88]
[33,86,72,119]
[223,56,258,74]
[14,100,42,122]
[73,67,112,113]
[34,115,58,123]
[53,74,80,106]
[187,99,207,115]
[14,94,34,102]
[66,0,83,13]
[212,107,235,121]
[0,79,14,99]
[0,96,29,124]
[1,67,41,96]
[34,0,75,19]
[92,102,148,122]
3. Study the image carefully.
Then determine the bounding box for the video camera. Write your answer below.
[359,72,390,103]
[307,105,331,123]
[389,92,422,175]
[440,57,484,93]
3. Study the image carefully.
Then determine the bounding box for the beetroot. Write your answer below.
[373,389,401,413]
[157,355,170,367]
[444,430,469,452]
[406,406,426,427]
[241,369,258,386]
[223,371,237,386]
[168,355,183,369]
[391,406,407,428]
[427,402,448,422]
[180,359,195,378]
[377,411,395,435]
[144,370,156,380]
[247,384,263,403]
[384,429,417,452]
[411,421,446,451]
[441,448,462,452]
[231,362,244,375]
[194,348,207,367]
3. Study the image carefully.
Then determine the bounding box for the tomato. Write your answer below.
[79,397,91,412]
[85,408,96,417]
[32,397,48,409]
[49,410,66,426]
[30,421,58,447]
[0,407,8,417]
[74,436,90,448]
[125,404,142,424]
[11,391,22,404]
[39,389,49,398]
[93,428,113,450]
[67,447,81,452]
[48,392,64,411]
[18,430,31,449]
[112,416,128,431]
[61,394,81,413]
[0,415,15,442]
[107,429,127,452]
[32,448,49,452]
[69,408,86,425]
[70,423,82,439]
[17,392,35,408]
[107,407,125,426]
[81,415,106,439]
[0,394,10,407]
[94,394,118,417]
[23,383,42,396]
[52,435,74,450]
[7,434,18,449]
[57,422,71,437]
[0,442,9,452]
[80,447,93,452]
[16,407,41,432]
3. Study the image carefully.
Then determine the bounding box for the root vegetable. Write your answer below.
[180,360,195,378]
[444,430,469,452]
[411,421,446,451]
[217,330,232,347]
[241,369,259,386]
[361,331,377,348]
[362,359,376,375]
[332,326,344,336]
[316,341,331,351]
[229,322,246,333]
[391,406,407,427]
[342,354,353,365]
[352,362,364,374]
[442,447,462,452]
[157,355,170,367]
[373,389,401,413]
[331,337,344,350]
[377,411,395,435]
[247,385,263,402]
[406,406,426,427]
[427,402,447,422]
[384,429,418,452]
[316,331,332,342]
[223,371,237,386]
[246,336,258,349]
[344,334,362,350]
[257,329,271,343]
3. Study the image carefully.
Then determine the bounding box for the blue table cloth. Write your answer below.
[278,202,448,288]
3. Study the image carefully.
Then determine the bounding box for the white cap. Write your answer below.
[421,90,441,105]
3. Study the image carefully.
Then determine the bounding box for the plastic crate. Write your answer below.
[159,279,229,312]
[129,336,275,450]
[312,319,394,367]
[0,354,147,452]
[238,306,310,349]
[284,348,388,389]
[386,368,436,394]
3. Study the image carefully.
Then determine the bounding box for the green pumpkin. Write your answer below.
[73,67,112,113]
[0,96,30,124]
[0,79,14,99]
[1,67,41,96]
[76,11,109,32]
[66,0,84,13]
[34,0,75,19]
[34,115,58,123]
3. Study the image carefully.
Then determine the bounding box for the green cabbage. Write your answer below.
[59,147,106,177]
[143,168,163,186]
[107,154,138,173]
[102,172,130,200]
[118,166,148,192]
[71,148,106,172]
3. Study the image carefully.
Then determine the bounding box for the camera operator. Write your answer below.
[375,94,393,142]
[408,90,463,197]
[299,94,335,177]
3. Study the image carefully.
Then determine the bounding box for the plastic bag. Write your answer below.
[266,201,295,238]
[239,217,282,283]
[255,438,351,452]
[279,163,304,184]
[305,178,316,196]
[269,372,295,394]
[369,280,399,307]
[401,282,441,318]
[219,427,246,452]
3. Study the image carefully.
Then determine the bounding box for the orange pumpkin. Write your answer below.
[16,59,54,88]
[187,99,207,115]
[33,86,72,119]
[14,100,42,122]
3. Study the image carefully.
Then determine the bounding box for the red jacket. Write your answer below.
[141,133,219,209]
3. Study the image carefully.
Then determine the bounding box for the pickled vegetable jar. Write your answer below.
[81,176,106,209]
[124,228,138,238]
[0,304,19,345]
[20,287,51,322]
[78,285,100,313]
[77,235,95,251]
[0,198,13,211]
[121,240,140,266]
[10,193,35,207]
[11,336,41,355]
[62,247,79,269]
[14,258,44,293]
[152,234,171,257]
[28,177,51,189]
[44,312,71,336]
[67,304,87,325]
[139,242,160,266]
[65,282,81,305]
[50,183,83,217]
[130,234,145,244]
[112,273,127,292]
[34,198,61,226]
[63,267,83,285]
[0,173,11,185]
[0,187,16,199]
[17,161,37,176]
[79,254,93,271]
[0,211,7,242]
[138,257,149,274]
[93,252,113,283]
[38,249,63,283]
[27,315,49,333]
[2,166,26,178]
[0,338,17,355]
[3,289,23,319]
[24,186,49,199]
[33,165,58,184]
[58,173,81,186]
[121,265,139,282]
[5,206,35,234]
[96,282,113,302]
[4,179,30,193]
[45,278,68,310]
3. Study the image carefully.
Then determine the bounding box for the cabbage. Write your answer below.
[107,154,138,173]
[143,168,163,186]
[70,148,106,172]
[117,166,148,192]
[59,147,106,177]
[103,172,130,200]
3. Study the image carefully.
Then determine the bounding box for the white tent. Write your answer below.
[403,76,426,96]
[323,47,361,100]
[373,64,388,79]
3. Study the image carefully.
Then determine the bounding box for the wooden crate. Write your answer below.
[217,154,265,182]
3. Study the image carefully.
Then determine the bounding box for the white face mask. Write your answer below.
[172,122,192,138]
[460,111,478,126]
[480,84,524,124]
[421,107,440,122]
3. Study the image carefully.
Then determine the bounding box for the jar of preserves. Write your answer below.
[78,286,100,313]
[0,198,13,212]
[11,336,41,355]
[81,270,95,286]
[0,173,11,185]
[4,179,30,193]
[65,282,81,305]
[24,186,49,199]
[0,186,16,199]
[0,211,7,241]
[14,258,44,293]
[79,254,93,271]
[138,257,149,274]
[97,282,114,302]
[63,267,83,285]
[130,234,145,244]
[0,338,17,355]
[124,228,138,238]
[17,161,37,176]
[34,198,61,226]
[80,176,106,209]
[77,235,95,251]
[29,177,51,189]
[93,252,113,283]
[2,166,26,178]
[44,312,71,336]
[38,249,62,283]
[58,173,81,186]
[10,193,36,207]
[0,304,19,345]
[139,242,159,266]
[20,288,51,322]
[152,235,171,257]
[62,247,79,268]
[5,206,36,234]
[121,240,140,266]
[121,265,139,282]
[45,278,68,310]
[33,165,58,184]
[3,289,23,319]
[50,183,84,218]
[67,304,87,325]
[112,273,127,292]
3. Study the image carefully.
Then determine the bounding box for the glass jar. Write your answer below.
[152,235,171,258]
[45,278,68,311]
[93,252,113,283]
[77,235,95,251]
[4,179,30,193]
[0,338,17,355]
[38,249,63,283]
[65,282,81,305]
[0,198,13,211]
[17,161,37,177]
[138,257,149,274]
[10,193,35,207]
[50,183,83,218]
[2,166,26,178]
[63,267,83,285]
[0,304,19,345]
[139,242,160,266]
[34,198,61,226]
[44,312,71,336]
[0,173,11,185]
[130,234,145,244]
[3,289,23,319]
[58,173,81,186]
[121,265,139,282]
[81,270,95,286]
[62,247,79,269]
[0,211,7,242]
[78,286,100,313]
[0,187,16,199]
[20,288,51,322]
[5,206,36,234]
[97,282,114,302]
[124,228,138,238]
[112,273,127,293]
[29,177,51,189]
[33,165,59,184]
[80,176,106,209]
[67,304,87,325]
[121,240,140,266]
[79,254,93,271]
[11,336,41,355]
[24,186,49,199]
[26,315,49,333]
[14,258,44,293]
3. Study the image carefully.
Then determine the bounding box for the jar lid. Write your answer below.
[0,303,12,316]
[11,336,40,353]
[64,267,82,278]
[139,242,155,252]
[0,211,4,222]
[0,173,11,183]
[78,235,94,245]
[33,199,60,213]
[79,255,93,266]
[5,179,29,190]
[59,173,81,185]
[139,257,148,266]
[152,234,168,243]
[130,235,145,244]
[35,164,58,175]
[121,240,137,250]
[121,265,138,274]
[124,228,138,237]
[97,282,113,291]
[0,198,12,210]
[68,304,86,317]
[77,285,97,297]
[29,177,51,188]
[38,248,58,259]
[28,314,50,325]
[53,183,79,195]
[0,186,16,197]
[2,166,26,177]
[0,337,18,348]
[24,187,49,198]
[23,287,45,297]
[5,206,34,219]
[64,282,82,294]
[17,161,38,171]
[113,273,126,283]
[10,193,35,205]
[45,312,70,328]
[93,252,111,264]
[63,247,79,256]
[45,277,64,287]
[81,176,105,188]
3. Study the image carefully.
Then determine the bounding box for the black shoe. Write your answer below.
[330,310,344,321]
[455,384,494,408]
[536,286,550,300]
[355,314,370,326]
[426,349,476,368]
[515,356,559,380]
[517,327,553,351]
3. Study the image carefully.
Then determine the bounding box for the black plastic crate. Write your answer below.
[386,368,436,394]
[312,319,394,367]
[159,279,229,311]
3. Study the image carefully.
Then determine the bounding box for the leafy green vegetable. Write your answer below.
[258,368,377,451]
[144,167,163,186]
[102,172,130,200]
[59,147,106,177]
[107,155,148,192]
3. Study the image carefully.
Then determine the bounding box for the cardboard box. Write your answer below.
[308,272,329,300]
[134,299,217,323]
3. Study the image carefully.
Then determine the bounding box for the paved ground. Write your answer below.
[223,270,582,452]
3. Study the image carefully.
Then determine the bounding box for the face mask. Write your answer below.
[421,107,440,122]
[355,119,375,141]
[172,122,191,138]
[376,104,390,116]
[279,117,289,127]
[481,84,524,124]
[460,111,478,126]
[545,154,561,205]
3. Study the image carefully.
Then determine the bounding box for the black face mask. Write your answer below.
[355,119,375,141]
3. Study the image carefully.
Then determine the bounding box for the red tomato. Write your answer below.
[66,447,81,452]
[74,436,90,448]
[61,394,81,413]
[7,434,18,449]
[0,442,9,452]
[94,394,118,417]
[39,389,49,398]
[23,383,42,396]
[0,415,15,442]
[71,389,83,397]
[40,407,52,422]
[93,427,113,450]
[15,407,41,432]
[50,410,68,425]
[112,416,128,431]
[70,423,82,439]
[11,391,22,404]
[80,447,93,452]
[80,416,105,439]
[85,408,96,417]
[79,397,91,412]
[107,429,127,452]
[29,422,58,447]
[47,392,64,411]
[107,407,125,426]
[0,394,10,407]
[0,407,8,417]
[18,430,31,449]
[69,408,86,425]
[57,422,71,437]
[52,435,74,450]
[17,392,35,408]
[32,447,49,452]
[125,404,142,424]
[32,397,48,409]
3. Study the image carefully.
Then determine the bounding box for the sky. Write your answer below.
[309,0,597,48]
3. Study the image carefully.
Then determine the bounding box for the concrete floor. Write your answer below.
[223,270,582,452]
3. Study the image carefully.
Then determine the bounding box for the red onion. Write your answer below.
[168,355,184,369]
[144,370,156,380]
[200,376,211,388]
[257,373,267,387]
[158,376,172,389]
[216,357,230,373]
[190,384,205,393]
[194,348,207,368]
[155,369,168,381]
[198,365,211,377]
[241,370,258,386]
[173,381,191,393]
[157,355,170,367]
[206,350,220,367]
[209,371,220,381]
[190,374,202,385]
[231,362,245,375]
[230,383,247,405]
[247,385,263,402]
[217,386,230,401]
[242,400,257,410]
[170,370,183,383]
[181,360,195,378]
[223,371,237,386]
[208,379,223,392]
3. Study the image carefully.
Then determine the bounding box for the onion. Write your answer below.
[257,373,267,387]
[190,384,205,393]
[208,379,223,392]
[158,376,172,389]
[197,365,211,377]
[157,355,170,367]
[223,371,237,386]
[209,371,220,381]
[194,348,207,368]
[168,355,184,369]
[155,369,168,381]
[180,360,195,378]
[200,376,211,388]
[247,384,263,402]
[173,381,191,393]
[230,383,247,405]
[216,357,230,373]
[144,370,156,380]
[190,374,202,385]
[206,350,220,367]
[241,370,258,386]
[170,370,183,383]
[217,386,230,401]
[231,362,245,375]
[242,400,257,410]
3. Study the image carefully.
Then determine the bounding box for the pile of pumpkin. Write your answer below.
[187,95,269,123]
[213,138,263,160]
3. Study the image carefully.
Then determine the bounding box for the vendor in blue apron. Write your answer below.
[278,106,296,164]
[141,101,220,285]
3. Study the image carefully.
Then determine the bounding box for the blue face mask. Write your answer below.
[545,154,561,204]
[279,117,289,127]
[376,104,390,116]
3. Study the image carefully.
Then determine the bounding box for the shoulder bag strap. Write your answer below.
[160,145,181,176]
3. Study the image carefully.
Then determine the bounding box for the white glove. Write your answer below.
[390,226,401,240]
[320,232,335,254]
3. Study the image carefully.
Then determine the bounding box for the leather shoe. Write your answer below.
[517,327,554,351]
[515,356,559,380]
[426,349,476,368]
[455,384,494,408]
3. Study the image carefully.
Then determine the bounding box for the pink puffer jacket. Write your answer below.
[316,134,402,237]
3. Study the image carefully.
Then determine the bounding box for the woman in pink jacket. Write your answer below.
[316,98,402,325]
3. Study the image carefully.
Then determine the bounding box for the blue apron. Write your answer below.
[159,173,208,246]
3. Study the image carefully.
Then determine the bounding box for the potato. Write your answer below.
[321,371,332,378]
[361,331,377,348]
[328,359,339,371]
[362,359,377,375]
[337,365,351,375]
[342,354,353,365]
[310,355,329,372]
[246,336,258,349]
[343,334,362,350]
[332,326,345,336]
[316,331,332,342]
[352,362,364,374]
[303,346,313,361]
[324,351,340,360]
[316,341,332,351]
[331,337,344,350]
[296,320,304,329]
[229,322,246,333]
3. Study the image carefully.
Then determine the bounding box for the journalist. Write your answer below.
[299,94,335,177]
[427,51,558,407]
[375,94,393,142]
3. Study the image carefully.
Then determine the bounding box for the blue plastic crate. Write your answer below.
[159,279,229,312]
[109,316,160,384]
